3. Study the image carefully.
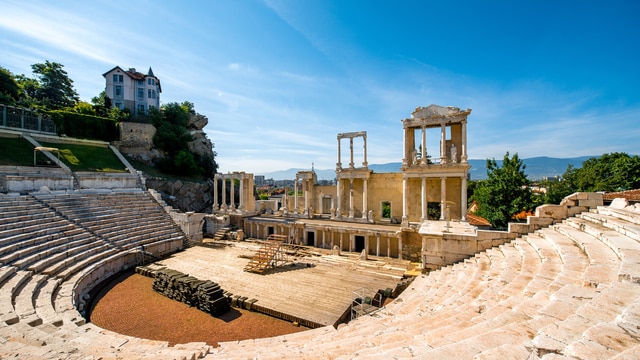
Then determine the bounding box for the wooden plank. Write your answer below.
[155,242,409,327]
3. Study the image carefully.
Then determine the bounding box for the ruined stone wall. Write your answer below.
[367,173,403,221]
[117,122,156,150]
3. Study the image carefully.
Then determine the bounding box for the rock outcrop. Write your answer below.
[145,178,213,213]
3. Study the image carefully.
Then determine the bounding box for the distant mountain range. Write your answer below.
[258,156,596,181]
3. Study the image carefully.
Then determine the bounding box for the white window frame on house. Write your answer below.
[137,88,144,100]
[147,78,155,85]
[113,74,123,82]
[115,86,122,97]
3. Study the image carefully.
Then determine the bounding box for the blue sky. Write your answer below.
[2,0,639,174]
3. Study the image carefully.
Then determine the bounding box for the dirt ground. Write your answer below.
[89,272,308,347]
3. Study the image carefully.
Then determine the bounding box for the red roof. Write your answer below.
[603,189,640,202]
[467,213,491,227]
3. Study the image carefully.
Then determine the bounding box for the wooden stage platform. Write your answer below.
[153,240,411,327]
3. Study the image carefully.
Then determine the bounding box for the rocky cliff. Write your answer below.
[145,178,214,213]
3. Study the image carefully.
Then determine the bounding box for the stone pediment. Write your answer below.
[411,104,471,119]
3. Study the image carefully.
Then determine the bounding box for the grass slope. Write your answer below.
[38,141,127,172]
[0,137,38,166]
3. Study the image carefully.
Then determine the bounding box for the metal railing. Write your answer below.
[0,104,57,134]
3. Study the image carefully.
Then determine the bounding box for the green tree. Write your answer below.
[0,66,20,105]
[30,61,79,109]
[72,101,97,115]
[91,90,112,117]
[563,153,640,193]
[15,74,41,108]
[473,152,533,229]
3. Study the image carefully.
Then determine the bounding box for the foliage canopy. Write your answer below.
[472,152,533,229]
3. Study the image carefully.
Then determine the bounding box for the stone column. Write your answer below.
[213,175,219,211]
[440,123,447,164]
[349,234,354,252]
[398,235,403,260]
[402,177,408,224]
[402,126,409,167]
[461,119,468,163]
[349,137,354,168]
[387,235,391,258]
[294,177,299,214]
[364,234,369,255]
[348,179,354,218]
[336,179,341,217]
[322,230,326,248]
[337,136,342,169]
[440,176,446,220]
[376,233,380,256]
[222,177,227,211]
[461,175,468,221]
[339,232,343,252]
[362,178,368,219]
[421,126,427,165]
[362,134,368,168]
[239,176,244,210]
[421,177,427,222]
[230,177,236,211]
[304,179,309,214]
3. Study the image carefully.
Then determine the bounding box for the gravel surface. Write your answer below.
[89,272,308,347]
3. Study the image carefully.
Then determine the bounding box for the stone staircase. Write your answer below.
[209,200,640,359]
[0,190,209,359]
[1,192,639,359]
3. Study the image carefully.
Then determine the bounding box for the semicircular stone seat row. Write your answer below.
[1,191,640,359]
[208,202,640,359]
[0,191,210,360]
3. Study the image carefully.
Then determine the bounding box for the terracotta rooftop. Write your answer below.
[603,189,640,202]
[466,212,491,227]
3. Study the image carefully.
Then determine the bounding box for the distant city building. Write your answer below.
[254,175,265,186]
[102,66,161,115]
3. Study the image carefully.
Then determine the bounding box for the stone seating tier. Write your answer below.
[207,202,640,359]
[1,192,639,359]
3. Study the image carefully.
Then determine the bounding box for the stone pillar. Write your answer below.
[322,230,326,248]
[230,177,236,211]
[398,235,403,260]
[239,176,244,210]
[440,123,447,164]
[362,134,368,168]
[304,179,309,214]
[421,126,427,165]
[376,233,380,257]
[402,126,409,167]
[421,236,427,271]
[440,177,446,220]
[294,177,299,214]
[339,232,343,252]
[362,178,368,219]
[222,177,227,211]
[336,179,341,217]
[461,119,468,163]
[387,235,391,258]
[349,234,354,252]
[348,179,354,218]
[213,175,219,211]
[421,177,427,222]
[337,136,342,169]
[364,234,369,255]
[461,175,468,221]
[402,177,408,224]
[349,137,354,168]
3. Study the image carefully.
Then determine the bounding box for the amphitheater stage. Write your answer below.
[152,240,411,327]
